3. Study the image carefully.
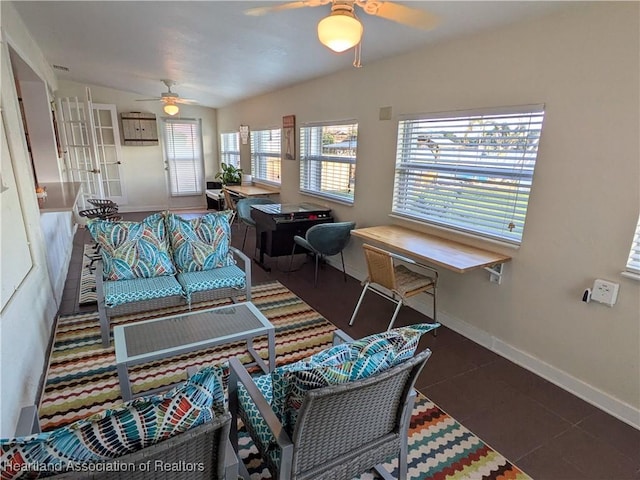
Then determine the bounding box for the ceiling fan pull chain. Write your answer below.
[353,41,362,68]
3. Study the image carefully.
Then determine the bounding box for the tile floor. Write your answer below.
[58,212,640,480]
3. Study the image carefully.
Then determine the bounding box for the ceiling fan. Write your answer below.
[136,80,197,116]
[246,0,438,57]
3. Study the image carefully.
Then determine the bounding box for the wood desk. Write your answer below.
[351,225,511,274]
[224,184,279,198]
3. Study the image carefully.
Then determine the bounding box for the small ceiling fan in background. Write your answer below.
[246,0,439,65]
[136,79,197,116]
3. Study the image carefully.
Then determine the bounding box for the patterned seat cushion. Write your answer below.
[104,275,184,308]
[87,213,175,281]
[166,211,235,273]
[177,266,246,304]
[0,366,225,479]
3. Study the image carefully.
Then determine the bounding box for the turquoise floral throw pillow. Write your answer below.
[87,213,175,281]
[166,211,235,273]
[0,366,225,479]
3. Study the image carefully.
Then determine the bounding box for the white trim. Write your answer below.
[410,297,640,430]
[621,271,640,281]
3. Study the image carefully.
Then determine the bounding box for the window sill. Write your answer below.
[300,191,354,207]
[621,271,640,282]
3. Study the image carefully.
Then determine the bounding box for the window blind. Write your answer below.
[220,132,240,169]
[162,118,204,196]
[299,121,357,204]
[626,217,640,274]
[393,105,544,244]
[250,128,281,185]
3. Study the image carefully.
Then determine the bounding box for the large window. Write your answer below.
[300,121,357,204]
[625,216,640,277]
[393,105,545,244]
[220,131,240,169]
[162,118,204,196]
[250,128,281,185]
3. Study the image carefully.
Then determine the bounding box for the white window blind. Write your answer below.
[220,132,241,169]
[626,217,640,275]
[300,121,357,204]
[162,118,204,196]
[250,128,281,185]
[393,105,545,244]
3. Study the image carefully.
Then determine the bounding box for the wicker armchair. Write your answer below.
[13,407,238,480]
[228,330,431,480]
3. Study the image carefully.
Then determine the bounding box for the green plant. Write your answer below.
[215,163,242,185]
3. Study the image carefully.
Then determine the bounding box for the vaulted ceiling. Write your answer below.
[12,1,571,108]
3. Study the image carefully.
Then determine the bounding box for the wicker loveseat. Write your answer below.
[229,324,439,480]
[1,367,238,480]
[89,211,251,347]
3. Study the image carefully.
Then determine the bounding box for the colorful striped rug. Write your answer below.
[41,281,530,479]
[78,244,98,306]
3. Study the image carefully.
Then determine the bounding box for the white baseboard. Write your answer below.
[414,300,640,430]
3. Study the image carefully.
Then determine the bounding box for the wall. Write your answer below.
[217,3,640,427]
[55,81,219,213]
[0,2,60,436]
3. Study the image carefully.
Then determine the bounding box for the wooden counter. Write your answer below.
[37,182,83,213]
[351,225,511,274]
[224,184,279,198]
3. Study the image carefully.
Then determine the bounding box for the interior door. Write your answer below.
[57,91,102,208]
[92,103,126,204]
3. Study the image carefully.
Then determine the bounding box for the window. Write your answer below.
[300,121,357,204]
[393,105,545,244]
[220,131,241,169]
[250,128,281,185]
[625,216,640,276]
[162,118,204,196]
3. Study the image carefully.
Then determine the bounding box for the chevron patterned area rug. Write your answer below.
[78,244,98,306]
[41,281,530,479]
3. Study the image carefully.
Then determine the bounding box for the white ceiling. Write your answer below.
[12,1,572,108]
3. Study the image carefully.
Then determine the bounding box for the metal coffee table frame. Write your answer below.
[114,301,275,401]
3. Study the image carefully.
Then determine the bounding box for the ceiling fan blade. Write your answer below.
[136,98,162,102]
[367,1,439,30]
[245,0,330,16]
[175,98,198,105]
[245,1,310,16]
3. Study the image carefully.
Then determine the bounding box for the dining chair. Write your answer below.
[289,221,356,286]
[350,243,438,331]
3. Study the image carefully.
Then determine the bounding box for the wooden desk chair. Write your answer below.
[350,243,438,331]
[222,187,238,224]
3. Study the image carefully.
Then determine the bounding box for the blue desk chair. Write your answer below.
[236,197,276,251]
[289,221,356,286]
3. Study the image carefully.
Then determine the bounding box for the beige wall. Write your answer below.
[1,2,60,436]
[218,3,640,426]
[55,80,219,213]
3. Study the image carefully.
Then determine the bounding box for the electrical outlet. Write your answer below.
[591,279,619,306]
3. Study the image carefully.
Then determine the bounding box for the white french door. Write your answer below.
[92,103,126,204]
[57,88,126,207]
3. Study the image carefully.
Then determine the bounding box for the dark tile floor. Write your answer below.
[59,212,640,480]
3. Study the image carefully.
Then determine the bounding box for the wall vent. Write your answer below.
[52,64,70,72]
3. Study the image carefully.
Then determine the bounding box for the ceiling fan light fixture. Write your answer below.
[317,10,363,53]
[163,102,180,116]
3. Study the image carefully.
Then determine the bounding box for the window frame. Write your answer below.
[392,104,545,245]
[623,215,640,280]
[299,120,358,205]
[250,127,281,186]
[161,117,204,197]
[219,131,241,169]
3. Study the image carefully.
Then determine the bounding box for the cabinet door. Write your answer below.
[138,118,158,141]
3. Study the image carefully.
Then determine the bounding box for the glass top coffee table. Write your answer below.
[114,301,275,401]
